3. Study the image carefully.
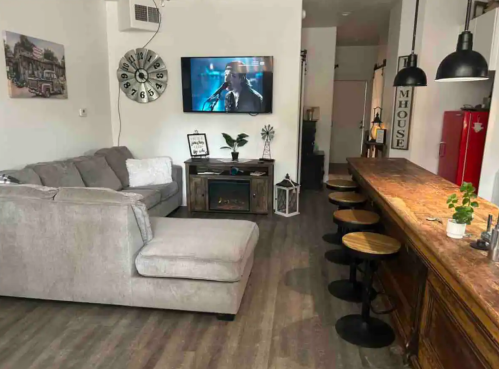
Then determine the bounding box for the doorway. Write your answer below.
[329,80,368,172]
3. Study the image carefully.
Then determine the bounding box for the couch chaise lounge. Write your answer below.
[0,147,258,318]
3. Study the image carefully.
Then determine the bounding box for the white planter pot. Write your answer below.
[446,219,467,239]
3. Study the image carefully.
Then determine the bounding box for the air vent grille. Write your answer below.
[134,5,148,22]
[148,7,160,24]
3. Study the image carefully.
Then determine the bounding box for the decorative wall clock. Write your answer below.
[117,48,168,104]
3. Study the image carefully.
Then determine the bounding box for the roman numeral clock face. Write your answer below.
[117,48,168,104]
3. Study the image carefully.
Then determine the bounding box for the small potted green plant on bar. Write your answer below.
[221,133,249,161]
[446,182,479,239]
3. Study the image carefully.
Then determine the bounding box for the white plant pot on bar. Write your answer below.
[446,219,467,239]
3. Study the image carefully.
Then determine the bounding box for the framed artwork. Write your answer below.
[376,129,386,145]
[187,132,209,157]
[3,31,67,99]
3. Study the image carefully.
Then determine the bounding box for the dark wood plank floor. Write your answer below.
[0,190,406,369]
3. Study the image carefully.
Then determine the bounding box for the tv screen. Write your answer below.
[182,56,273,114]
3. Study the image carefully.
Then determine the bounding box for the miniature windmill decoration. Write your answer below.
[260,125,275,162]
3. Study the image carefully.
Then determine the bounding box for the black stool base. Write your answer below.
[322,233,342,244]
[324,249,350,265]
[336,315,395,348]
[328,280,377,303]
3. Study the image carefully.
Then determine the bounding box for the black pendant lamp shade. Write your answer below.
[393,0,427,87]
[436,0,489,82]
[394,53,427,86]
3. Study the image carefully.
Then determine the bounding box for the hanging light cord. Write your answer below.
[465,0,472,31]
[411,0,420,53]
[117,0,162,146]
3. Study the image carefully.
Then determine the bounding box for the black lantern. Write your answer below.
[436,0,489,82]
[394,0,427,87]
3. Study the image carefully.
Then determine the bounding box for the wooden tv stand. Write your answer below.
[184,158,274,214]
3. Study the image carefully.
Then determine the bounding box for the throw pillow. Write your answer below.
[73,156,123,191]
[0,169,42,185]
[126,157,173,188]
[0,174,20,184]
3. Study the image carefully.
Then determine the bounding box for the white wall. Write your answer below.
[383,0,492,175]
[406,0,492,173]
[0,0,113,169]
[301,27,337,178]
[106,0,303,202]
[480,71,499,203]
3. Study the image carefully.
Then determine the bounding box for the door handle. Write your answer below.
[439,142,446,157]
[359,121,364,129]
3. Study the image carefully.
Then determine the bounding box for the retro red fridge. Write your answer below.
[438,111,489,191]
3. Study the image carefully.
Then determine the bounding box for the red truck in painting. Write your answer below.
[28,70,64,98]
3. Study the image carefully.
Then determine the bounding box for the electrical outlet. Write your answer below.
[79,109,87,118]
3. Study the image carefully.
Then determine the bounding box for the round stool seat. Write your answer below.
[329,192,367,207]
[333,210,380,227]
[326,179,358,191]
[342,232,401,260]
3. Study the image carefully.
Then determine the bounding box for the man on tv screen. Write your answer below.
[224,61,263,113]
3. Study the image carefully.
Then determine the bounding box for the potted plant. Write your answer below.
[446,182,479,239]
[221,133,249,161]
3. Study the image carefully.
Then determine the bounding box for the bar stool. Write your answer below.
[325,179,358,192]
[322,192,368,244]
[335,232,401,349]
[324,210,380,265]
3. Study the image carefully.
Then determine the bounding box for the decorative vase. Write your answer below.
[446,219,466,239]
[231,152,239,161]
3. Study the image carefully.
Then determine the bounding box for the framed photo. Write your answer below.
[474,1,487,18]
[376,129,386,144]
[3,31,68,99]
[187,132,209,157]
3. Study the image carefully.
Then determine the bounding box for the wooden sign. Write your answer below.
[391,56,414,151]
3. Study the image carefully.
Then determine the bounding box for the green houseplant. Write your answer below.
[221,133,249,161]
[446,182,479,239]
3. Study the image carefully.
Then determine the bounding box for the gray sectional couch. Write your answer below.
[0,147,258,317]
[1,146,182,217]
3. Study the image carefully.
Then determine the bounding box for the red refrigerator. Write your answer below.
[438,111,489,191]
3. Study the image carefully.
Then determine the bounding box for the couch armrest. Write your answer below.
[172,164,183,191]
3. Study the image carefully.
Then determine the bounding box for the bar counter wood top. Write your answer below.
[347,157,499,369]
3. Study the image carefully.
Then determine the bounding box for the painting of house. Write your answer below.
[3,31,67,99]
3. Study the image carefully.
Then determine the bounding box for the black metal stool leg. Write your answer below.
[322,205,352,244]
[328,258,377,302]
[335,260,395,348]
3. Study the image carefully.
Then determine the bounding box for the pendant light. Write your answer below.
[394,0,427,87]
[436,0,489,82]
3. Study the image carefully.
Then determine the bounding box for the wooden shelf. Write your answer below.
[185,159,274,214]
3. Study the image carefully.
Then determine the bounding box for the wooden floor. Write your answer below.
[0,190,406,369]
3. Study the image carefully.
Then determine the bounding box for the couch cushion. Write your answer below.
[127,182,179,201]
[95,147,134,187]
[122,189,161,209]
[28,161,85,188]
[0,184,58,200]
[0,168,42,185]
[73,156,123,191]
[54,187,153,243]
[135,218,259,282]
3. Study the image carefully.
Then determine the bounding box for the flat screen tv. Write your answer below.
[181,56,273,114]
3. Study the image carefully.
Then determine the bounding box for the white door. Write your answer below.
[330,81,367,164]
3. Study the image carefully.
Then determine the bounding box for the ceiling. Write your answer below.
[302,0,398,46]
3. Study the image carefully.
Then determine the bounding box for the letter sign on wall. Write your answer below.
[391,56,414,151]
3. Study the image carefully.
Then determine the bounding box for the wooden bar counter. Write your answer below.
[347,158,499,369]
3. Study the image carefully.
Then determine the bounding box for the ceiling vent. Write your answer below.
[118,0,161,32]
